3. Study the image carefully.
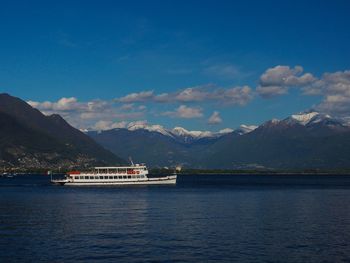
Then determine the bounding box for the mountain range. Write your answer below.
[87,111,350,170]
[1,92,350,170]
[0,93,124,169]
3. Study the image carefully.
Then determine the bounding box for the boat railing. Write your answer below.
[67,170,147,176]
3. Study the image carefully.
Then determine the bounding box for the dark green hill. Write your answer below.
[0,93,124,169]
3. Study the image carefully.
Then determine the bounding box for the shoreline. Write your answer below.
[2,168,350,176]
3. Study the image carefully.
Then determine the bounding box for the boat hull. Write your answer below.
[52,175,177,186]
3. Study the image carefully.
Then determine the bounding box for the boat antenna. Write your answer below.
[129,157,134,166]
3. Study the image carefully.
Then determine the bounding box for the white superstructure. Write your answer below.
[51,164,177,186]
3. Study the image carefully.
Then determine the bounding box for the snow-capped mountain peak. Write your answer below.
[261,119,280,127]
[285,111,345,128]
[171,126,191,137]
[238,124,258,134]
[219,128,234,134]
[127,123,173,137]
[171,127,214,139]
[289,111,320,125]
[88,121,258,142]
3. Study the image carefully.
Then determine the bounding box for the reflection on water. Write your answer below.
[1,174,350,262]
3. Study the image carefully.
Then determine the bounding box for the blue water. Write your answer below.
[1,174,350,262]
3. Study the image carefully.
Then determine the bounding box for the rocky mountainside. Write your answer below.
[0,93,124,169]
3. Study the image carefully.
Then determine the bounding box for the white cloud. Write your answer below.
[208,111,222,125]
[116,90,154,103]
[127,120,148,129]
[153,93,172,102]
[257,65,315,98]
[219,128,234,134]
[28,97,81,111]
[92,120,128,131]
[116,85,254,106]
[218,86,253,105]
[162,105,203,119]
[27,66,350,130]
[119,103,134,110]
[309,70,350,116]
[256,85,288,98]
[28,97,145,129]
[255,66,350,117]
[175,87,210,102]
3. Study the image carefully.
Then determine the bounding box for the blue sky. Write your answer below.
[1,0,350,130]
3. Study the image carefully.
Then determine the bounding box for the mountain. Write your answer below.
[202,112,350,169]
[88,111,350,170]
[0,93,124,169]
[169,126,234,143]
[233,125,258,135]
[92,122,242,143]
[86,123,247,167]
[87,128,199,167]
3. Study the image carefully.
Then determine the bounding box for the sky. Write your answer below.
[1,0,350,131]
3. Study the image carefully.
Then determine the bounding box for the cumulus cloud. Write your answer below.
[309,70,350,116]
[116,85,254,106]
[28,97,81,111]
[218,86,253,105]
[256,85,288,98]
[28,97,145,129]
[162,105,203,119]
[256,67,350,117]
[127,120,148,129]
[174,87,210,102]
[27,65,350,130]
[116,90,154,103]
[208,111,222,125]
[219,128,234,134]
[92,120,128,131]
[257,65,315,98]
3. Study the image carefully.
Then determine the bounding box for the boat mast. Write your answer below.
[129,156,134,166]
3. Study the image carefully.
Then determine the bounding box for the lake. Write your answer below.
[1,174,350,262]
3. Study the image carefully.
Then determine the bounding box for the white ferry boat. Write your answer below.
[51,164,177,186]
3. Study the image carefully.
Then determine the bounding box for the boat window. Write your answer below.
[94,176,99,179]
[113,176,118,179]
[89,176,93,179]
[99,176,104,179]
[118,176,122,179]
[109,176,113,179]
[84,176,89,179]
[127,175,131,179]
